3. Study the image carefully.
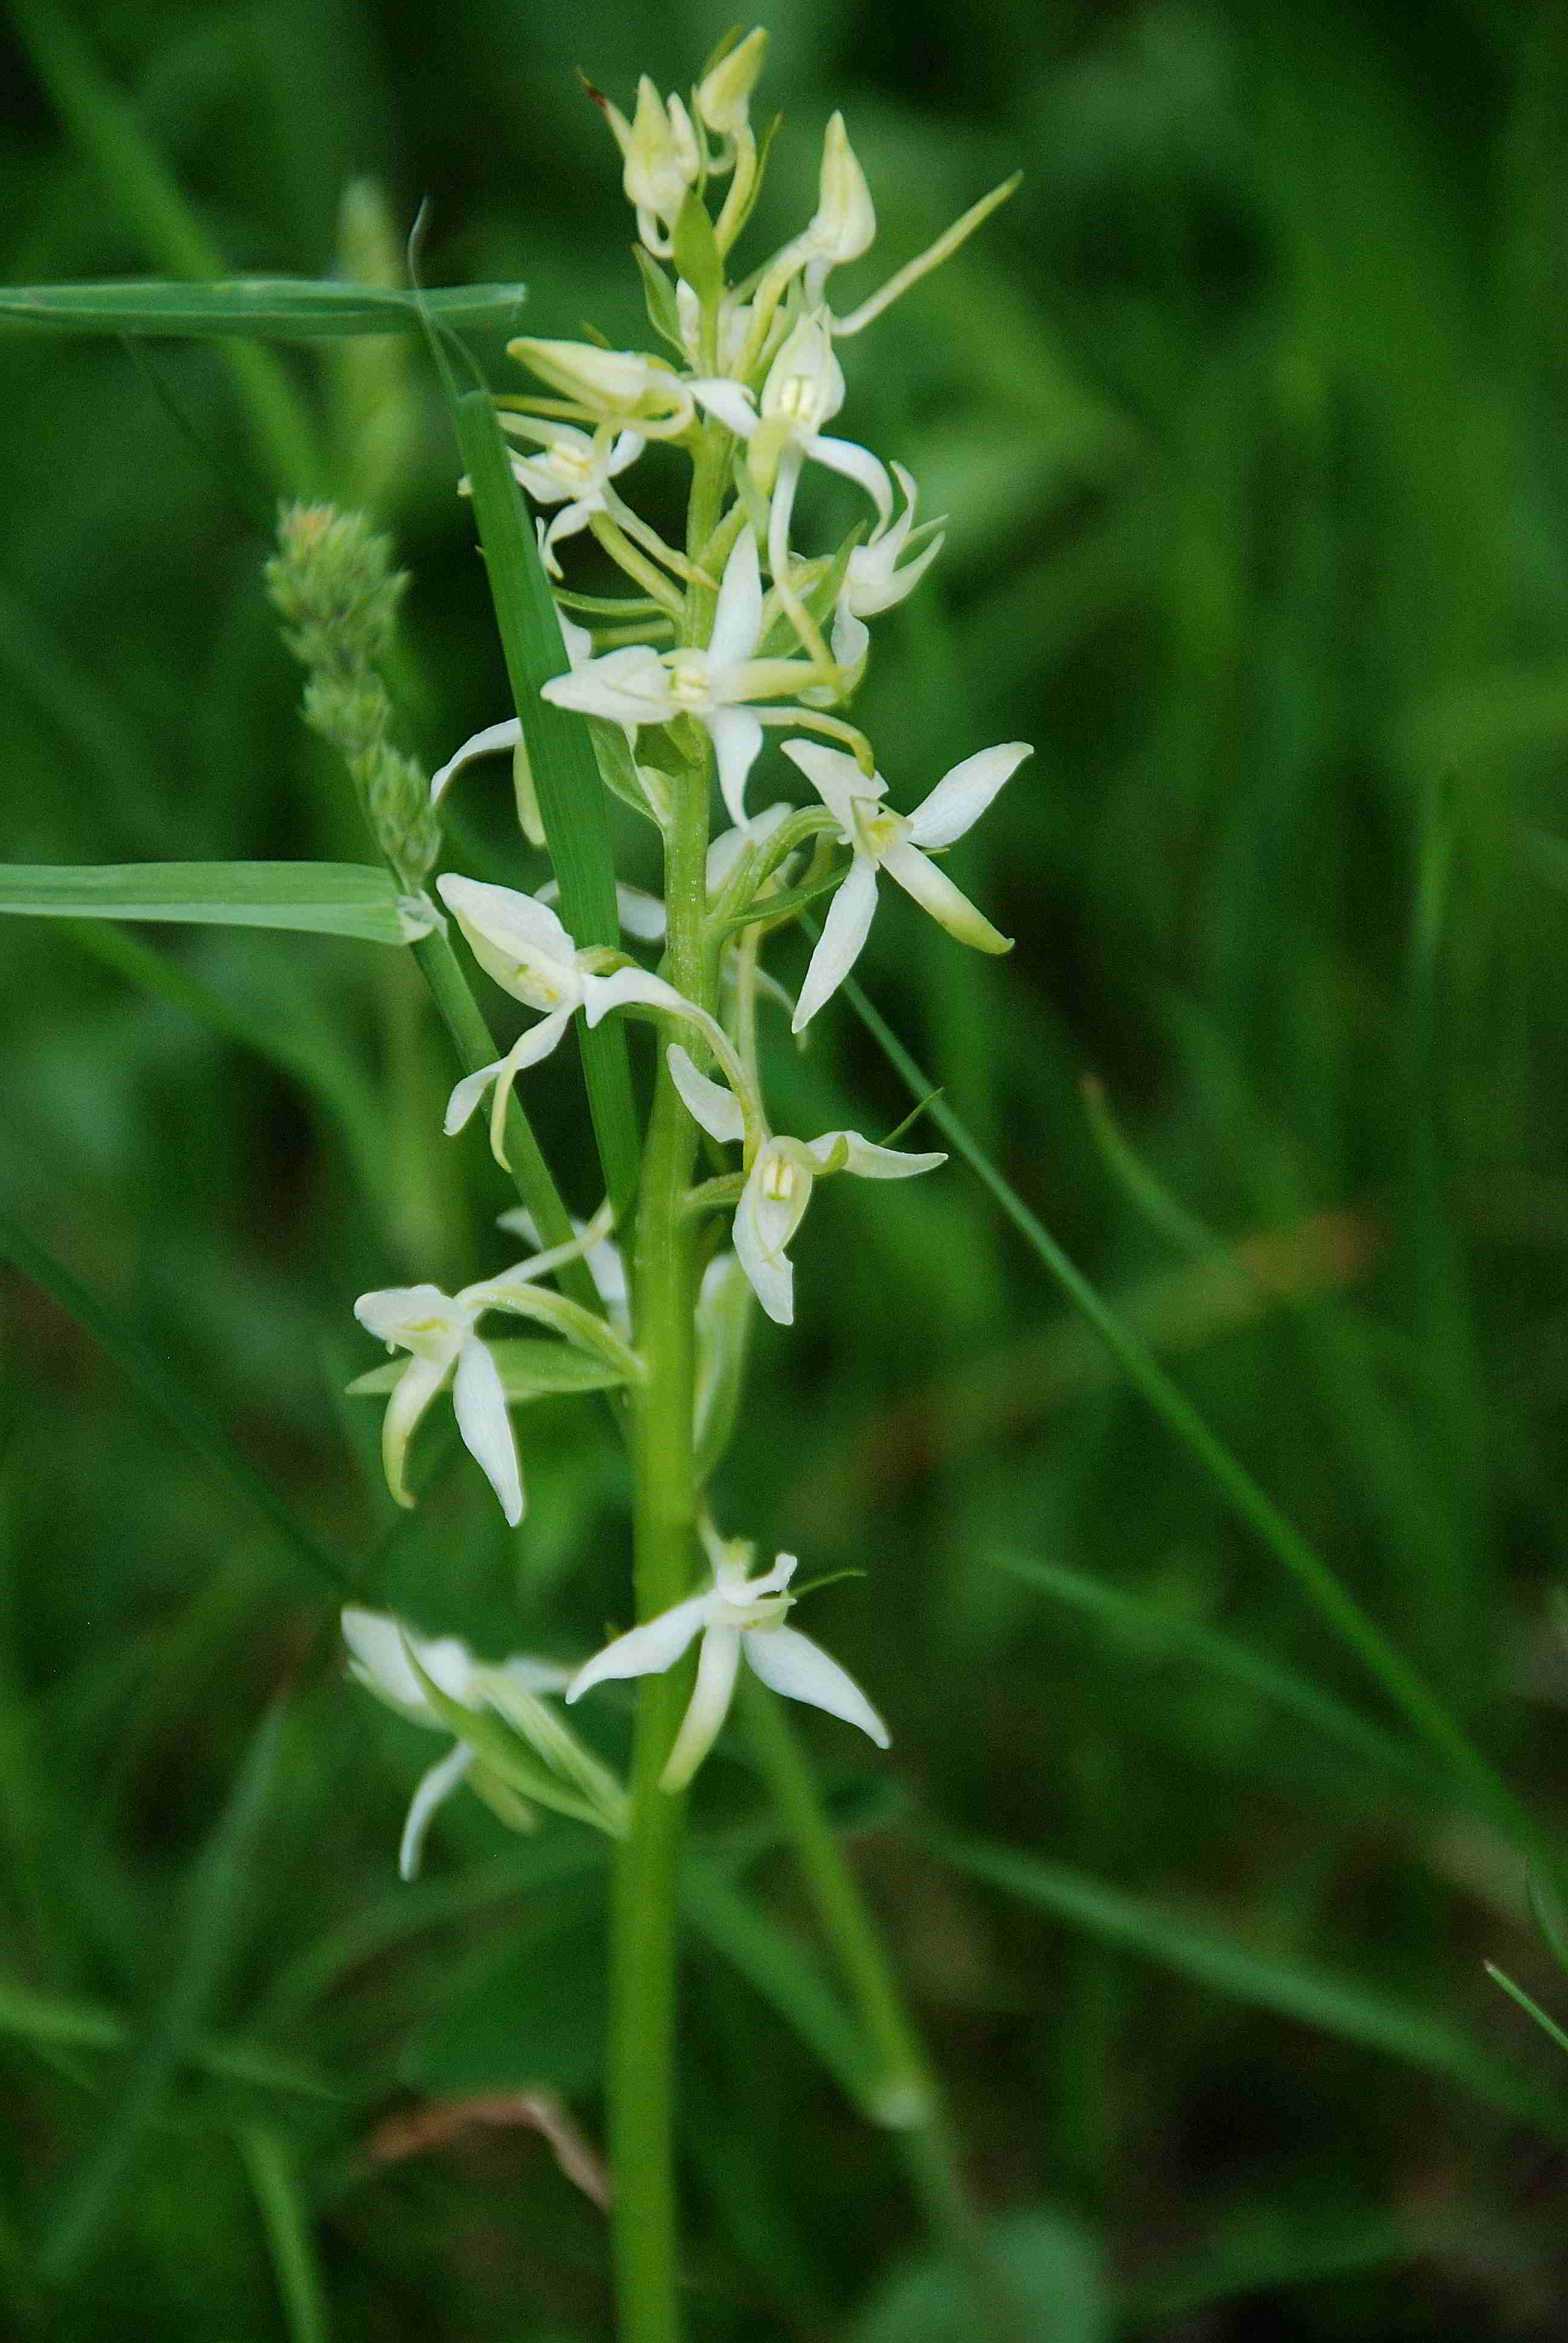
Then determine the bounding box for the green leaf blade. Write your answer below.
[0,278,528,340]
[0,860,425,946]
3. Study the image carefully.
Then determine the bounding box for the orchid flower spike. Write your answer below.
[781,738,1032,1029]
[436,874,726,1163]
[567,1542,887,1791]
[343,1608,571,1878]
[499,419,645,574]
[540,532,827,829]
[690,314,892,587]
[665,1046,946,1324]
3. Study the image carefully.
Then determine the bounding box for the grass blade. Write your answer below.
[837,967,1542,1857]
[0,1214,356,1597]
[0,860,427,946]
[41,1705,288,2279]
[8,0,321,496]
[236,2123,332,2343]
[1486,1962,1568,2057]
[680,1863,883,2115]
[0,279,527,340]
[0,1978,334,2100]
[445,383,642,1211]
[926,1830,1565,2134]
[991,1548,1431,1788]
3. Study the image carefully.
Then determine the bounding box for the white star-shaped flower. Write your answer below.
[690,314,891,587]
[665,1047,945,1325]
[499,420,645,574]
[566,1545,887,1791]
[540,532,824,828]
[436,874,722,1163]
[780,738,1031,1030]
[343,1608,572,1879]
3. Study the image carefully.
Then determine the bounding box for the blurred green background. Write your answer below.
[5,0,1568,2335]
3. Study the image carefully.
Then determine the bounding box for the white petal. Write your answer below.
[541,644,675,727]
[353,1283,458,1349]
[708,706,765,830]
[849,526,943,619]
[343,1607,457,1720]
[437,873,583,1004]
[706,799,793,895]
[733,1158,803,1326]
[688,379,759,439]
[540,501,593,572]
[580,969,731,1070]
[792,856,878,1031]
[906,742,1033,851]
[811,1130,947,1181]
[444,1010,574,1139]
[428,718,523,808]
[879,837,1012,953]
[399,1742,474,1880]
[566,1594,714,1701]
[708,531,763,669]
[779,737,883,833]
[742,1625,889,1746]
[609,429,646,475]
[829,600,869,675]
[806,433,893,522]
[667,1044,744,1144]
[444,1057,506,1137]
[615,884,668,942]
[452,1337,524,1526]
[380,1352,452,1508]
[493,1653,575,1696]
[660,1626,742,1789]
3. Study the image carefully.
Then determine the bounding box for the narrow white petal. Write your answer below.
[452,1337,524,1526]
[343,1607,451,1720]
[812,1130,947,1181]
[580,969,731,1072]
[792,856,878,1031]
[733,1165,797,1326]
[708,530,763,669]
[708,706,765,830]
[541,644,675,727]
[879,837,1012,952]
[779,737,883,833]
[380,1353,451,1508]
[609,429,646,474]
[829,600,869,675]
[661,1627,743,1789]
[444,1057,505,1137]
[765,447,804,584]
[428,718,522,808]
[666,1044,744,1144]
[906,742,1033,851]
[849,526,943,618]
[399,1742,474,1880]
[540,502,593,573]
[806,433,893,520]
[566,1595,714,1702]
[688,379,760,439]
[742,1625,889,1746]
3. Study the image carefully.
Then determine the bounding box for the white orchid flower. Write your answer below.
[780,738,1031,1030]
[601,76,701,254]
[540,534,824,829]
[437,874,741,1162]
[665,1046,944,1324]
[566,1544,887,1791]
[429,618,593,813]
[498,420,645,574]
[343,1608,572,1879]
[354,1201,627,1525]
[690,315,892,588]
[828,462,947,675]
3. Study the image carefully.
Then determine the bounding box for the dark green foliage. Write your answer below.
[7,2,1568,2338]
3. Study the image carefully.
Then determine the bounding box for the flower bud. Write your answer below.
[810,113,875,268]
[696,27,767,143]
[506,337,687,426]
[606,76,700,235]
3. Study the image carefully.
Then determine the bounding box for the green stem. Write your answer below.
[742,1689,1033,2338]
[609,727,714,2342]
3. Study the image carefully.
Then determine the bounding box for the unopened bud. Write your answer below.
[507,336,685,424]
[696,27,767,143]
[811,113,875,268]
[605,76,700,234]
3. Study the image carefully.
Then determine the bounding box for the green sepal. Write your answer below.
[633,248,686,355]
[406,1651,621,1838]
[672,192,725,312]
[346,1337,628,1401]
